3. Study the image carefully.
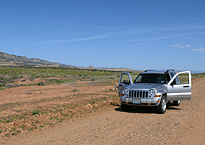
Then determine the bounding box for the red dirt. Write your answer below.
[1,78,205,145]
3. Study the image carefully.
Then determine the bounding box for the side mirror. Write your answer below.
[123,80,129,85]
[170,80,176,86]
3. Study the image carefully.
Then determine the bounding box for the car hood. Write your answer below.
[127,83,165,90]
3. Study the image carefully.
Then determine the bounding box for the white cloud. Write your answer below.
[172,44,205,53]
[192,48,205,53]
[135,31,205,47]
[171,44,181,47]
[171,44,191,49]
[41,35,109,44]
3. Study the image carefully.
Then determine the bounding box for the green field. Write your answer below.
[0,66,139,89]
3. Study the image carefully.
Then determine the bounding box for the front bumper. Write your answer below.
[120,96,161,106]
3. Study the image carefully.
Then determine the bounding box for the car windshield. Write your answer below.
[134,74,166,84]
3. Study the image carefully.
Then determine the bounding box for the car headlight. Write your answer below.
[122,88,129,97]
[149,88,157,98]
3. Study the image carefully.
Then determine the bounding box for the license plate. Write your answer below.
[133,99,140,104]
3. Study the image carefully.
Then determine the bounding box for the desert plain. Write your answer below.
[0,67,204,145]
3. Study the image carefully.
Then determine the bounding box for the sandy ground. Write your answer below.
[2,78,205,145]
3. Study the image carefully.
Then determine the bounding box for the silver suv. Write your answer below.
[118,70,191,114]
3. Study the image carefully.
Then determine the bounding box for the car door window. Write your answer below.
[177,73,189,84]
[120,73,130,84]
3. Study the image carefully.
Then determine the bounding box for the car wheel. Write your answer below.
[157,96,167,114]
[121,103,131,112]
[173,100,181,106]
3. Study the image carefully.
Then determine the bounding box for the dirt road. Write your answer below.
[4,78,205,145]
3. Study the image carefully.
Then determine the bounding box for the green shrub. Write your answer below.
[0,83,5,87]
[37,82,45,86]
[32,110,39,115]
[20,124,25,128]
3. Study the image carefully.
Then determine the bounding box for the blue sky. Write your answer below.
[0,0,205,71]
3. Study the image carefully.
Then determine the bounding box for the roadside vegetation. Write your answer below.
[0,66,140,89]
[1,66,203,89]
[191,72,205,81]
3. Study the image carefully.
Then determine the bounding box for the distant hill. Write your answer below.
[0,52,75,67]
[0,52,137,72]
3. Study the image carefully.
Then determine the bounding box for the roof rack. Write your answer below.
[166,69,174,72]
[144,69,155,72]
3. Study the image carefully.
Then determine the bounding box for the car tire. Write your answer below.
[173,100,181,106]
[121,103,131,112]
[157,96,167,114]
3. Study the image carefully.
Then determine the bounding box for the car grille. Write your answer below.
[129,90,149,98]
